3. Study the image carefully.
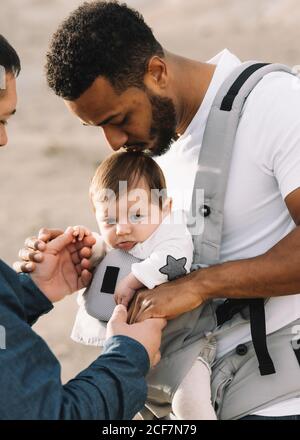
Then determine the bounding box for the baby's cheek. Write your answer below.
[104,227,117,248]
[137,222,160,241]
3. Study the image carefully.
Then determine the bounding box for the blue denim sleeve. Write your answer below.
[0,260,149,419]
[60,336,149,419]
[17,273,53,325]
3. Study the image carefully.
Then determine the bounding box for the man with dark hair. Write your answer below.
[0,34,165,420]
[20,1,300,419]
[45,0,180,157]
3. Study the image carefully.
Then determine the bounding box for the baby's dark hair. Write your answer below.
[46,1,164,100]
[90,151,167,208]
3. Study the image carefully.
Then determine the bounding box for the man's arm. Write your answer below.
[128,189,300,322]
[0,261,165,419]
[17,272,54,325]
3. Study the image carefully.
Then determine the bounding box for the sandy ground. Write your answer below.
[1,0,300,384]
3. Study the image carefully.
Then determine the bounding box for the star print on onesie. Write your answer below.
[159,255,187,281]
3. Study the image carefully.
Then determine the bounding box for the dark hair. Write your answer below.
[46,1,164,100]
[0,35,21,77]
[90,151,167,208]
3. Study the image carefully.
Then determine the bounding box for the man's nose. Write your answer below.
[0,125,8,147]
[102,125,128,151]
[116,222,131,236]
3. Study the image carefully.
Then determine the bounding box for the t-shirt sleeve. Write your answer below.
[131,238,194,289]
[255,74,300,199]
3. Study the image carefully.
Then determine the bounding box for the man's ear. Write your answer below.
[144,56,168,91]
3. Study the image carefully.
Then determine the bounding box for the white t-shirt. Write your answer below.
[155,49,300,416]
[129,210,193,289]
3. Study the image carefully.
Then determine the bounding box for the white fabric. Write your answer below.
[129,210,193,288]
[71,289,107,346]
[155,49,300,416]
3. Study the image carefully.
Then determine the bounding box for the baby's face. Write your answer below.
[94,178,171,251]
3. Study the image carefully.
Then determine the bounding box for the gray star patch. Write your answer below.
[159,255,187,281]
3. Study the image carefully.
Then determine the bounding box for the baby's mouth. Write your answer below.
[117,241,137,251]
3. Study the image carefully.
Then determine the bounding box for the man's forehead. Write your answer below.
[67,76,120,121]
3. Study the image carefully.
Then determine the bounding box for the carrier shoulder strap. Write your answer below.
[189,61,294,376]
[190,61,293,265]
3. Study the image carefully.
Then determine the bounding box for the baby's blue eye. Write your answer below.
[130,214,144,223]
[106,218,116,225]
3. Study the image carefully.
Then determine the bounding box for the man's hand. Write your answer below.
[128,272,206,323]
[107,305,166,367]
[29,230,94,303]
[13,228,96,274]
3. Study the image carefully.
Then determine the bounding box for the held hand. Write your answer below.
[30,230,93,303]
[107,305,167,367]
[13,227,96,274]
[128,275,205,324]
[67,225,91,242]
[114,278,136,308]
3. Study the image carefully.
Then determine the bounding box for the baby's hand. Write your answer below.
[114,277,136,308]
[66,225,91,243]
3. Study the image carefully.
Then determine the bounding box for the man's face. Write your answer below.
[0,72,17,148]
[65,77,177,157]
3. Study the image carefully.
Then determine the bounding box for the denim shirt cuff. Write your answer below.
[103,335,150,376]
[18,273,53,323]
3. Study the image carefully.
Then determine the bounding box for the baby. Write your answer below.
[71,151,217,420]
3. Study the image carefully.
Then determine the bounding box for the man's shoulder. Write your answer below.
[245,69,300,113]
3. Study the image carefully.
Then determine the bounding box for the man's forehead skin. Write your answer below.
[66,77,122,125]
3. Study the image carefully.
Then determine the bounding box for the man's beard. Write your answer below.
[146,90,178,157]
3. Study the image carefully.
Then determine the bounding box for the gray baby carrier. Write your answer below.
[140,61,300,420]
[85,249,142,322]
[188,61,300,419]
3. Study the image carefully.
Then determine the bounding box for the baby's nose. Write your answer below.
[116,222,131,235]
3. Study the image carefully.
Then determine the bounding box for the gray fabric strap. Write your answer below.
[0,65,6,90]
[190,62,293,265]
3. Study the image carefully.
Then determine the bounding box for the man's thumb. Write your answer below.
[47,230,74,253]
[109,304,128,324]
[106,305,128,339]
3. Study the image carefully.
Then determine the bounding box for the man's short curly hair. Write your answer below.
[46,1,164,100]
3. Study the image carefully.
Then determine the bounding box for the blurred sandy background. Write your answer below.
[1,0,300,383]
